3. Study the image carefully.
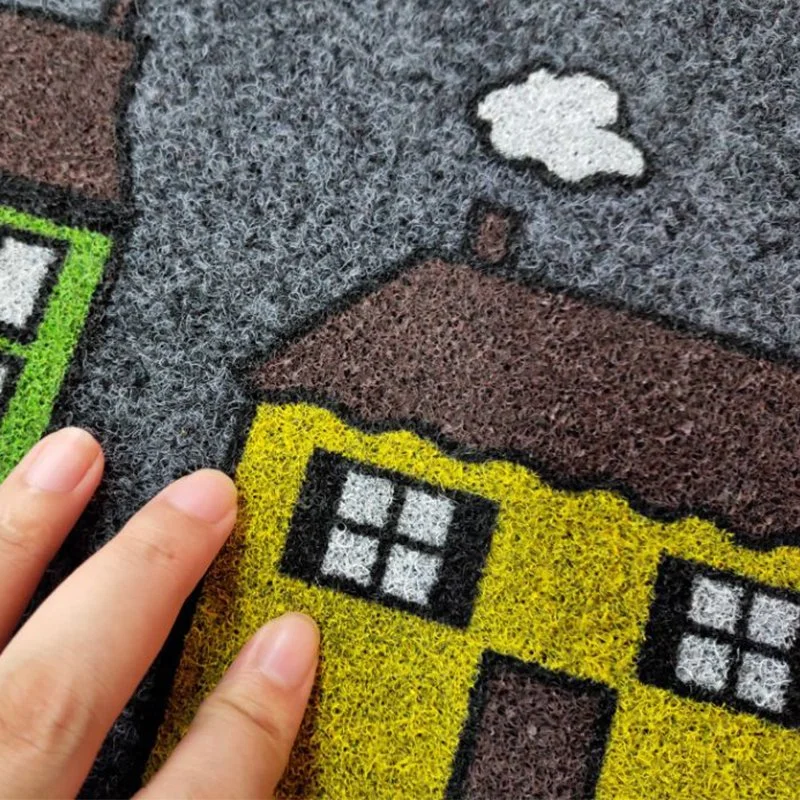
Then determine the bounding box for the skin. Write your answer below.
[0,427,320,799]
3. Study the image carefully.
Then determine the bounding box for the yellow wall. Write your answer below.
[151,403,800,799]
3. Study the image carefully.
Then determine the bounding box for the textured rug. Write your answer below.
[3,1,800,797]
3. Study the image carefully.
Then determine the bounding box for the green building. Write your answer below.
[0,4,139,476]
[0,208,111,476]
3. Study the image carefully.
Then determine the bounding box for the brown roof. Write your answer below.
[255,259,800,548]
[0,11,135,201]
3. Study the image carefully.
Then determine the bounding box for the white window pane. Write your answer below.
[396,489,454,548]
[675,633,732,692]
[735,651,791,713]
[381,544,442,606]
[688,576,743,634]
[747,593,800,651]
[337,470,394,528]
[320,525,379,586]
[0,237,56,330]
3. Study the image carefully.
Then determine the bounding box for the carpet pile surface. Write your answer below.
[2,1,800,797]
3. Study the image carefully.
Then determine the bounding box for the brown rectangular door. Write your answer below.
[447,652,617,800]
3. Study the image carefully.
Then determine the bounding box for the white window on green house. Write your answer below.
[0,234,59,342]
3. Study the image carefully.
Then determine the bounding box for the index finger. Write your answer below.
[0,428,103,648]
[0,469,237,799]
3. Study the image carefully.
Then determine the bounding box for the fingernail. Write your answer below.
[249,613,319,690]
[24,428,100,493]
[160,469,237,523]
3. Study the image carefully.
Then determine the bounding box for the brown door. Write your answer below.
[447,652,617,800]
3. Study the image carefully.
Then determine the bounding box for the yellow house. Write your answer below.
[151,215,800,799]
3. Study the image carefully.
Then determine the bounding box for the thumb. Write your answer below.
[139,613,319,799]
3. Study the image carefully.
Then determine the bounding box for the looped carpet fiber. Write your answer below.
[2,1,800,797]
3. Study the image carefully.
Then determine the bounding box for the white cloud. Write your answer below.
[477,69,646,183]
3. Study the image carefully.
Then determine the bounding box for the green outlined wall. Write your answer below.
[0,205,111,478]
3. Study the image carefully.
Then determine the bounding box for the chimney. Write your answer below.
[472,205,516,265]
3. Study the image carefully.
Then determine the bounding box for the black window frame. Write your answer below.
[0,352,23,421]
[280,448,499,628]
[638,554,800,728]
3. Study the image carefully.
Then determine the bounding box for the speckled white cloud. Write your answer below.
[477,69,646,183]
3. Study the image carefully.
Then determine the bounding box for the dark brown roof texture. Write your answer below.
[0,11,135,201]
[255,259,800,547]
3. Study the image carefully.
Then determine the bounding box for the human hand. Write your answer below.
[0,428,319,798]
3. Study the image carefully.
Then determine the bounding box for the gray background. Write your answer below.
[35,0,800,792]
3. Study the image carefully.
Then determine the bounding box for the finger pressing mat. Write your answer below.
[3,1,800,797]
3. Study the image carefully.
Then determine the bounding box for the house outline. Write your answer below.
[0,0,144,478]
[150,207,800,798]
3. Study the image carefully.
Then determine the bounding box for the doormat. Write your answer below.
[3,2,800,798]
